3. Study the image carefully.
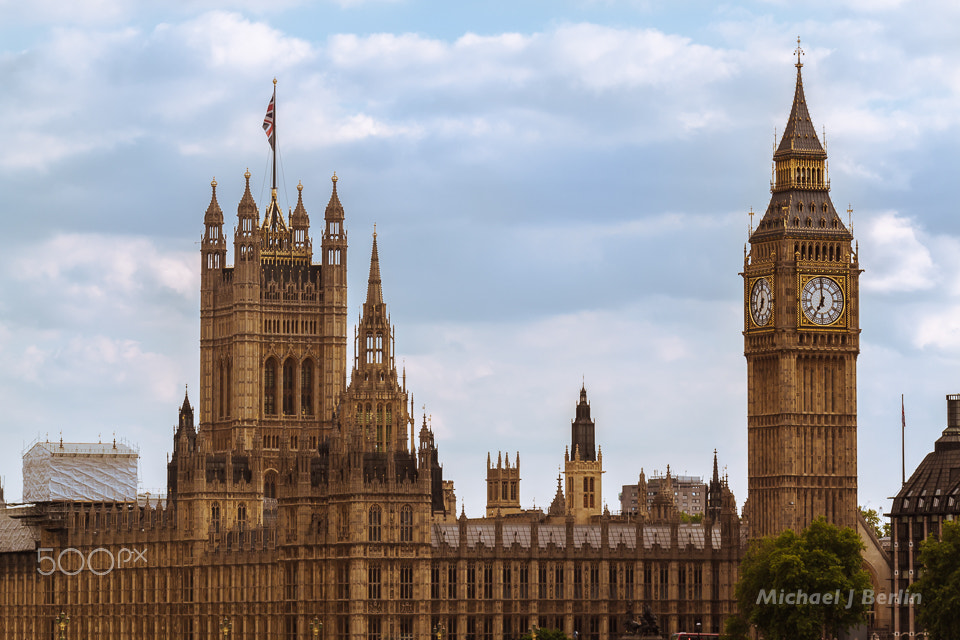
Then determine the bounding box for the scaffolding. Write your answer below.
[22,439,139,502]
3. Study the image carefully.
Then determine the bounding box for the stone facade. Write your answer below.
[742,58,860,539]
[0,167,743,640]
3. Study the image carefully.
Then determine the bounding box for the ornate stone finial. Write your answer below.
[273,77,277,86]
[211,177,217,189]
[795,36,804,69]
[244,168,251,181]
[373,222,377,239]
[297,180,303,192]
[331,171,338,184]
[748,207,755,234]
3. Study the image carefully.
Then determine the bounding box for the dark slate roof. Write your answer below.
[891,425,960,517]
[775,66,826,158]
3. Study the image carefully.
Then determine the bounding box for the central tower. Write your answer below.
[743,49,861,538]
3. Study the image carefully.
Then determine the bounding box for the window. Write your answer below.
[431,564,441,599]
[400,506,413,542]
[237,504,247,531]
[211,503,221,533]
[368,506,382,542]
[518,564,529,599]
[301,360,314,416]
[366,333,374,363]
[376,333,383,363]
[367,616,381,640]
[368,566,381,600]
[467,563,477,599]
[283,358,295,415]
[337,563,349,599]
[400,563,414,599]
[483,564,493,599]
[447,564,457,600]
[264,359,277,415]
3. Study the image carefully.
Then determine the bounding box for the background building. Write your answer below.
[621,471,707,518]
[888,393,960,637]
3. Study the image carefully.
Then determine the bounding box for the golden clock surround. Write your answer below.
[746,274,775,330]
[796,272,848,329]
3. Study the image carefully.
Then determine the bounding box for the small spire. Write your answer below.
[325,172,344,221]
[238,168,258,221]
[794,36,804,69]
[291,180,309,228]
[366,228,383,305]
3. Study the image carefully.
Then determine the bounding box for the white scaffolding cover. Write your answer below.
[22,441,138,502]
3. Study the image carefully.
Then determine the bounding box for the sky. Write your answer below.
[2,0,960,523]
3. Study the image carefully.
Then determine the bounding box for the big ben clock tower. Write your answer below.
[743,43,861,538]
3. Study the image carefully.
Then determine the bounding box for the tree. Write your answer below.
[734,517,873,640]
[859,506,890,538]
[720,613,750,640]
[909,520,960,639]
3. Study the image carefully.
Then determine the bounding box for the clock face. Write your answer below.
[801,276,844,325]
[750,277,773,327]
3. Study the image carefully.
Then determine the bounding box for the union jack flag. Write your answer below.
[262,93,275,149]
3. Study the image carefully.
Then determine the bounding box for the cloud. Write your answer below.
[157,11,314,72]
[9,233,197,304]
[860,212,934,293]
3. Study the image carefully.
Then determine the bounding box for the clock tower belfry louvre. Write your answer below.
[743,50,861,539]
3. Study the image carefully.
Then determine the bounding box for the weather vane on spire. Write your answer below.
[795,36,804,69]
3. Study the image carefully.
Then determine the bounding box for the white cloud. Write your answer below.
[914,306,960,351]
[10,233,197,302]
[860,212,935,293]
[159,11,314,72]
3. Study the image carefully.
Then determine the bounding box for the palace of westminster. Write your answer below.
[1,54,956,640]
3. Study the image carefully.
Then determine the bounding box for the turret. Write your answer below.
[202,178,226,274]
[233,169,261,279]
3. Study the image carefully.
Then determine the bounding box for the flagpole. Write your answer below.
[272,78,277,194]
[901,394,906,486]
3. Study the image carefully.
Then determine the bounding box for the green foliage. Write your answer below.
[859,506,890,538]
[720,613,750,640]
[909,520,960,639]
[734,517,873,640]
[519,628,568,640]
[679,511,704,524]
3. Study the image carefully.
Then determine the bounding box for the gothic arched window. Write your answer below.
[400,505,413,542]
[368,505,382,542]
[282,357,295,415]
[264,359,278,416]
[211,502,221,533]
[301,359,314,416]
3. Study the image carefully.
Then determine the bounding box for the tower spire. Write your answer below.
[367,228,383,305]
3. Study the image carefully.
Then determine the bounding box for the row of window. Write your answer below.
[210,502,247,533]
[264,357,314,416]
[263,317,319,335]
[367,505,415,543]
[487,480,519,502]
